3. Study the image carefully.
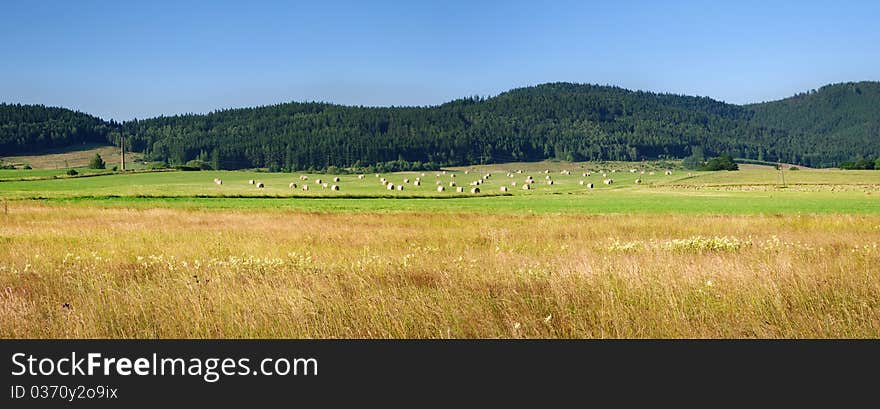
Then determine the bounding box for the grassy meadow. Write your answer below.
[0,161,879,338]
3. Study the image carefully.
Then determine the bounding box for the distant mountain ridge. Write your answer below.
[2,81,878,169]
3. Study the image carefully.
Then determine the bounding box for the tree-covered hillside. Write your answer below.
[3,82,878,169]
[119,83,799,170]
[748,82,880,167]
[0,104,115,154]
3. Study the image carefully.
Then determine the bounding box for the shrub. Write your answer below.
[66,169,79,176]
[22,164,32,170]
[701,154,738,171]
[185,160,212,170]
[89,153,106,169]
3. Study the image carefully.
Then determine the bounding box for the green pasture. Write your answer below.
[0,162,878,214]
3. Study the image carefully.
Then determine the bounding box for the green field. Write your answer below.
[0,162,877,214]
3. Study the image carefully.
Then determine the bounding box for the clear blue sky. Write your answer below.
[2,0,878,120]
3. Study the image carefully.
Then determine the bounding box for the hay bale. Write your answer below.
[256,182,264,188]
[358,174,365,179]
[522,184,531,190]
[635,178,642,184]
[322,183,329,189]
[331,185,339,191]
[437,186,445,192]
[436,180,442,185]
[315,178,322,185]
[587,183,594,189]
[471,187,480,194]
[500,186,508,192]
[451,174,456,178]
[403,178,410,184]
[414,180,421,186]
[249,179,255,185]
[397,185,404,191]
[300,175,308,180]
[333,177,340,182]
[387,183,395,190]
[665,170,673,176]
[289,182,297,189]
[545,175,551,180]
[547,180,554,185]
[380,177,387,183]
[302,184,309,191]
[449,181,456,187]
[456,186,464,193]
[604,179,613,185]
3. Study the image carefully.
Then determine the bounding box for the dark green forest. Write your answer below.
[2,82,878,169]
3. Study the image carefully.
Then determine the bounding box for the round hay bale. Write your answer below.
[500,186,508,192]
[256,182,264,188]
[358,174,365,179]
[289,182,297,189]
[456,186,464,193]
[315,179,322,184]
[471,187,480,194]
[302,185,309,191]
[387,183,395,190]
[579,180,585,185]
[635,178,642,184]
[449,181,456,187]
[403,178,410,184]
[414,180,421,186]
[587,183,594,189]
[322,183,329,188]
[249,179,255,185]
[333,177,340,182]
[397,185,404,191]
[331,185,339,191]
[437,186,445,192]
[522,184,531,190]
[547,180,554,185]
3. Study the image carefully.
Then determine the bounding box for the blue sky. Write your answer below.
[1,0,878,120]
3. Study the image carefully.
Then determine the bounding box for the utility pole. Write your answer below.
[120,134,126,172]
[778,162,785,188]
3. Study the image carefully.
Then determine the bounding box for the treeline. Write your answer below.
[749,81,880,167]
[3,82,879,170]
[0,104,115,154]
[116,83,838,170]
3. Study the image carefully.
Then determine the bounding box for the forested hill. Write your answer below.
[0,104,116,154]
[749,81,880,166]
[2,82,878,169]
[121,83,784,171]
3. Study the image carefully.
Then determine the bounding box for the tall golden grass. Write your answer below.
[1,203,878,338]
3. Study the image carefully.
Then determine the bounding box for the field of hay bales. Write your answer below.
[0,161,879,338]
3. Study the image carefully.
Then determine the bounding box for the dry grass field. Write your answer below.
[2,203,878,338]
[0,143,143,170]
